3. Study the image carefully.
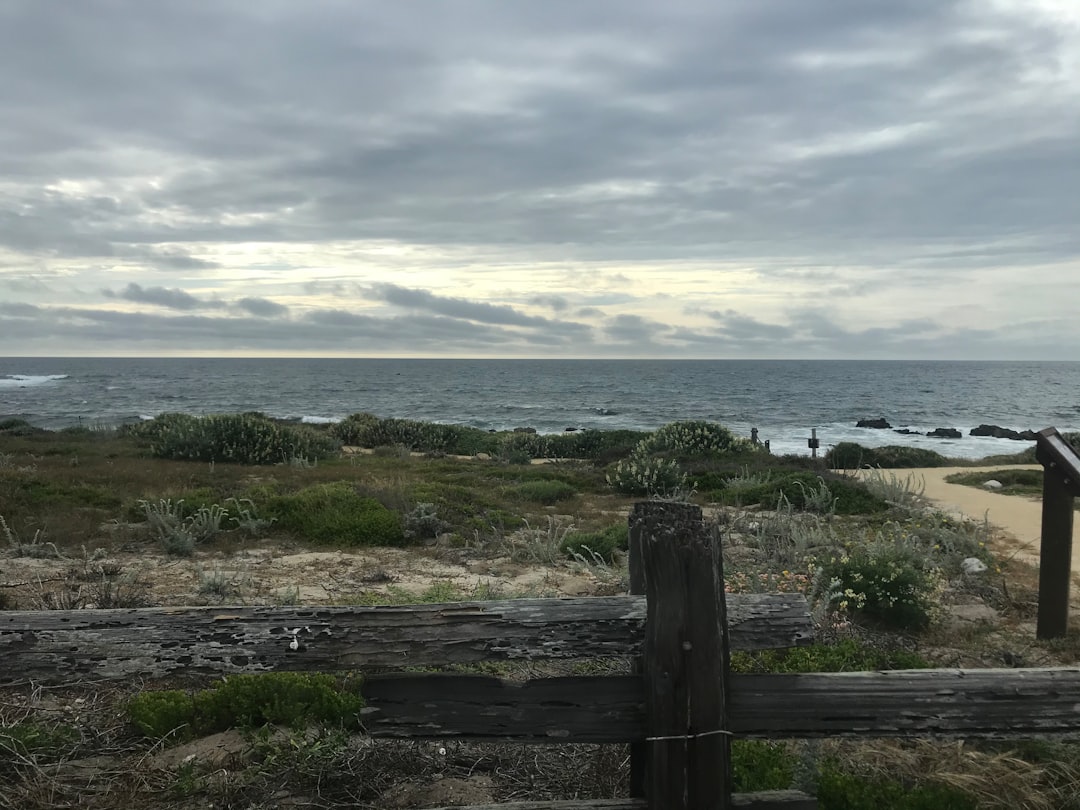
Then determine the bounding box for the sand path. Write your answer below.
[881,466,1080,577]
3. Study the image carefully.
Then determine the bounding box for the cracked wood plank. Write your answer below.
[358,668,1080,741]
[0,593,810,684]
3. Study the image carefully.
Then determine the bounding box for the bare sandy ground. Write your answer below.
[872,465,1080,578]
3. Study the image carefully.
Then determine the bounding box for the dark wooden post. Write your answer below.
[628,508,647,799]
[633,501,732,809]
[1035,428,1080,639]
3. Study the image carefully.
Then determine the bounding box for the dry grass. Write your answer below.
[825,738,1080,810]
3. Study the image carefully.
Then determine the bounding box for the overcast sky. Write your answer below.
[1,0,1078,359]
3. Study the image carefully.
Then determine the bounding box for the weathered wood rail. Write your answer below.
[0,592,810,682]
[1035,426,1080,638]
[4,501,1080,808]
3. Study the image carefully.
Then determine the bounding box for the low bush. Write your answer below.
[546,429,650,461]
[134,412,340,464]
[638,420,758,459]
[723,472,888,515]
[402,502,449,541]
[816,544,938,631]
[0,722,79,769]
[334,414,498,456]
[560,523,627,563]
[138,498,229,556]
[334,416,650,461]
[606,451,688,497]
[730,639,929,674]
[497,431,552,461]
[266,483,405,546]
[946,468,1042,491]
[511,479,578,504]
[817,767,977,810]
[128,673,364,741]
[731,740,794,792]
[826,442,948,469]
[0,418,46,436]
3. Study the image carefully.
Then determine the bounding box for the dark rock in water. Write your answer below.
[513,426,537,434]
[856,418,892,429]
[927,427,962,439]
[970,424,1037,441]
[893,428,920,435]
[564,427,579,432]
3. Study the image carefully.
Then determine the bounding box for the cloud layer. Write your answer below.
[1,1,1077,357]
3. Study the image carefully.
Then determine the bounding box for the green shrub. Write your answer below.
[826,442,948,469]
[128,690,198,739]
[0,721,78,759]
[723,472,888,515]
[0,418,45,436]
[546,429,650,461]
[267,483,405,546]
[560,524,627,562]
[497,431,553,460]
[136,412,340,464]
[816,544,937,631]
[731,740,794,792]
[731,639,929,674]
[5,479,122,510]
[606,451,688,497]
[511,479,578,504]
[407,481,521,537]
[817,766,977,809]
[128,673,364,741]
[332,413,497,456]
[331,412,382,445]
[138,498,229,556]
[638,420,757,459]
[403,502,449,541]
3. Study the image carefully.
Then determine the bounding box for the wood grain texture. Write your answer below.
[357,667,1080,741]
[638,501,731,808]
[729,667,1080,737]
[0,593,811,685]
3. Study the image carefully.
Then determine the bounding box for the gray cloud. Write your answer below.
[0,1,1077,357]
[103,282,219,311]
[369,282,582,332]
[605,314,670,343]
[529,294,570,312]
[234,297,289,318]
[706,309,795,341]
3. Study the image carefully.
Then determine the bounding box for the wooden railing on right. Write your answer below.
[1035,426,1080,638]
[4,501,1080,809]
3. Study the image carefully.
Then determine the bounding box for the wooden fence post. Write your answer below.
[632,501,732,809]
[628,507,647,799]
[1035,428,1079,639]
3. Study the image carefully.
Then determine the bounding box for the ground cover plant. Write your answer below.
[1,416,1078,808]
[825,442,950,469]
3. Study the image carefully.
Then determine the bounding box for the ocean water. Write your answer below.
[1,357,1078,459]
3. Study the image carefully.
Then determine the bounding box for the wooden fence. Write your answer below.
[1035,427,1080,638]
[4,502,1080,809]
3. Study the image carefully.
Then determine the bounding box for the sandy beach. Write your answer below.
[875,466,1080,579]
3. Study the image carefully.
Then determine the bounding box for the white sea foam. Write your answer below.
[763,422,1038,460]
[299,415,339,424]
[0,374,69,389]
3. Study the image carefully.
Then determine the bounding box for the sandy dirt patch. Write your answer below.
[868,465,1080,579]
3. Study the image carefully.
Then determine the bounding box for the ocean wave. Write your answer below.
[0,374,69,389]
